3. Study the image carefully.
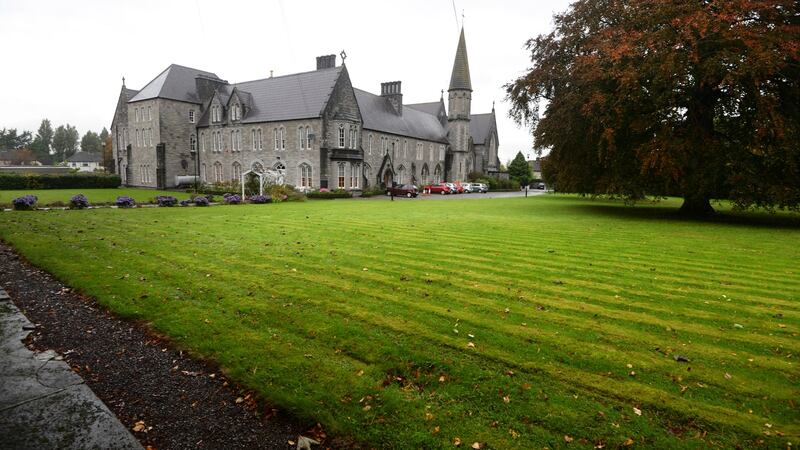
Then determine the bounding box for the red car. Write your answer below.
[387,184,419,198]
[424,183,452,195]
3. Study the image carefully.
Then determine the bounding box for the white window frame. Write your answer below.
[351,162,360,188]
[306,126,312,149]
[257,128,263,150]
[337,162,346,189]
[338,125,345,148]
[147,106,152,121]
[232,162,241,181]
[298,163,312,188]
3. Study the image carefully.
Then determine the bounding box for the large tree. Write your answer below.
[508,151,533,186]
[0,128,32,151]
[52,124,79,162]
[30,119,54,160]
[80,130,103,153]
[507,0,800,214]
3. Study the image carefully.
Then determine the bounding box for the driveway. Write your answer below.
[361,189,549,201]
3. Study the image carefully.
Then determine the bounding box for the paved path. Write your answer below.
[0,288,142,450]
[361,189,550,201]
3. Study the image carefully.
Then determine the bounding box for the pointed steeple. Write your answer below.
[449,27,472,92]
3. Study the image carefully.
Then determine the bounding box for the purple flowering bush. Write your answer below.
[249,194,271,204]
[12,194,37,210]
[69,194,90,209]
[193,196,210,207]
[179,199,192,206]
[223,193,242,204]
[116,196,136,208]
[156,195,178,207]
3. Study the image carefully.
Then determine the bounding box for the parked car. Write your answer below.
[462,183,474,193]
[424,183,452,194]
[533,182,546,190]
[387,184,419,198]
[472,183,489,193]
[446,183,464,194]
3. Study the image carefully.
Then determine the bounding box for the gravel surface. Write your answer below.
[0,242,339,449]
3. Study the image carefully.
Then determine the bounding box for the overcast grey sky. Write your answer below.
[0,0,570,163]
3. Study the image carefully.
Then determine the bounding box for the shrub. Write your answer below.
[69,194,90,209]
[156,195,178,207]
[0,173,121,190]
[307,189,353,199]
[359,187,385,198]
[12,195,38,210]
[249,194,271,204]
[116,196,136,208]
[179,199,192,206]
[268,185,304,203]
[223,193,243,205]
[193,196,210,207]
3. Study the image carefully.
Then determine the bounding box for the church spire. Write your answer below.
[448,27,472,92]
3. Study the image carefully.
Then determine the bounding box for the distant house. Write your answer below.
[528,158,543,181]
[66,152,103,172]
[0,149,43,166]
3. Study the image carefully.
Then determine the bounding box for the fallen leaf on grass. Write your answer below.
[623,438,634,446]
[633,407,642,416]
[503,395,511,404]
[453,437,462,446]
[467,342,475,349]
[724,372,732,380]
[564,435,574,443]
[471,442,483,449]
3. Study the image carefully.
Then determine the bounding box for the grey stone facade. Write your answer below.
[110,28,497,191]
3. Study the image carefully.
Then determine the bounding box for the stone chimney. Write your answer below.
[381,81,403,115]
[316,54,337,70]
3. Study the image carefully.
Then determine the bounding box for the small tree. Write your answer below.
[508,151,532,187]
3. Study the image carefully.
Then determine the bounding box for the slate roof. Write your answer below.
[470,113,494,145]
[354,89,448,143]
[66,152,103,163]
[449,28,472,91]
[406,101,443,116]
[197,67,343,126]
[130,64,222,104]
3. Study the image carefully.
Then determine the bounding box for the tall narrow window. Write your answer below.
[147,106,152,121]
[403,140,408,158]
[280,128,285,150]
[232,162,242,181]
[337,162,345,189]
[338,125,345,148]
[299,127,305,150]
[190,135,196,152]
[189,110,195,123]
[298,163,312,188]
[230,131,235,151]
[368,134,373,155]
[351,163,360,188]
[200,132,205,152]
[306,126,312,149]
[136,129,140,147]
[252,129,256,150]
[257,129,263,150]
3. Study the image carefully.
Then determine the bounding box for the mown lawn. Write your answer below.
[0,195,797,448]
[0,188,192,207]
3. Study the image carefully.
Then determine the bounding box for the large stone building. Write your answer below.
[110,28,499,191]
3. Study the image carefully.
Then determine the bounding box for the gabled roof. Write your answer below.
[66,152,103,163]
[130,64,222,104]
[354,89,448,143]
[406,101,444,117]
[470,112,495,145]
[449,28,472,91]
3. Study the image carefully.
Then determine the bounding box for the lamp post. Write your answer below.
[190,149,199,194]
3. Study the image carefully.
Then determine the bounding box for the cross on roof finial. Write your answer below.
[340,50,347,63]
[441,89,444,100]
[122,76,126,87]
[462,9,465,26]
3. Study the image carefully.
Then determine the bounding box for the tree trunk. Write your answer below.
[679,195,714,216]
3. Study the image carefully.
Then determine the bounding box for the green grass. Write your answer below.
[0,188,192,207]
[0,195,797,448]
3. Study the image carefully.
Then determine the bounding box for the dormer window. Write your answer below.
[231,104,241,121]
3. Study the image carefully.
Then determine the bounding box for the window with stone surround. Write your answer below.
[337,162,345,188]
[257,129,263,150]
[439,145,445,160]
[305,126,312,149]
[200,132,205,152]
[298,163,312,188]
[351,162,360,188]
[190,135,196,152]
[189,110,195,123]
[213,162,223,183]
[368,134,373,155]
[232,162,242,181]
[147,106,152,121]
[338,125,345,148]
[403,140,408,158]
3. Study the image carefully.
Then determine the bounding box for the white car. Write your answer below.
[445,183,460,193]
[462,183,474,193]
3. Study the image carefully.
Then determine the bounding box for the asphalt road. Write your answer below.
[362,189,549,201]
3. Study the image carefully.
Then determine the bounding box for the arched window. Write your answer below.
[232,162,242,181]
[363,163,371,187]
[298,126,305,150]
[298,163,312,188]
[403,140,408,158]
[251,161,264,173]
[434,164,442,184]
[251,129,257,150]
[305,126,312,149]
[397,165,406,185]
[213,162,223,183]
[201,163,207,181]
[190,135,196,152]
[368,134,373,155]
[421,164,429,185]
[200,132,205,152]
[257,128,263,150]
[135,129,140,147]
[338,125,345,148]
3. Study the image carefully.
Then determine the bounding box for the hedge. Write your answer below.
[0,173,121,190]
[306,190,353,199]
